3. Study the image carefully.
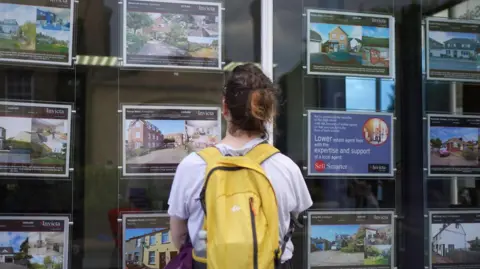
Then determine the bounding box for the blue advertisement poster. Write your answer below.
[307,110,394,177]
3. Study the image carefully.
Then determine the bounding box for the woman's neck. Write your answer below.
[221,132,262,148]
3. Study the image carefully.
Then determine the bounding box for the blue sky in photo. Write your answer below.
[125,228,166,241]
[125,120,185,137]
[0,3,36,26]
[0,232,28,252]
[430,127,478,143]
[362,26,390,38]
[311,225,360,241]
[37,28,70,42]
[429,31,478,43]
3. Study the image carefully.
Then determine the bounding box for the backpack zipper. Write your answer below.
[249,197,258,269]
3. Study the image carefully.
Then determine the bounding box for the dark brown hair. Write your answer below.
[223,63,278,137]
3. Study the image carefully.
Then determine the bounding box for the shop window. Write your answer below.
[148,251,155,264]
[149,236,156,246]
[161,232,169,244]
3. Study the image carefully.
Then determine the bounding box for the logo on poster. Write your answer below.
[46,108,65,115]
[314,160,326,172]
[41,221,62,227]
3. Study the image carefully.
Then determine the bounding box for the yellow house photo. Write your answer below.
[142,229,178,269]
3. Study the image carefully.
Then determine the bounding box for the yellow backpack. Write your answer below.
[192,142,283,269]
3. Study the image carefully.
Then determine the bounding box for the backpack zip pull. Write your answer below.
[249,197,256,216]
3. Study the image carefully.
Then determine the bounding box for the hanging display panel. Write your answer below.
[0,0,74,66]
[426,17,480,82]
[0,216,70,269]
[427,114,480,177]
[122,213,178,268]
[429,211,480,269]
[306,9,395,78]
[0,101,72,178]
[307,211,395,269]
[307,110,394,177]
[122,105,221,177]
[123,0,222,70]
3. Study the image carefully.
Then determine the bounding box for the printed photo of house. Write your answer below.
[0,231,64,269]
[126,10,219,60]
[428,30,480,72]
[365,225,393,245]
[429,127,479,167]
[309,224,391,267]
[0,117,69,167]
[28,232,64,256]
[35,7,71,55]
[125,118,219,166]
[431,222,480,264]
[309,22,390,69]
[124,227,177,269]
[0,3,37,51]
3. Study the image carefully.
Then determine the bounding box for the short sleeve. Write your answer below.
[290,165,313,214]
[168,153,201,220]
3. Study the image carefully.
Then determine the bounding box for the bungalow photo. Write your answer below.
[126,11,219,60]
[429,30,480,72]
[0,3,37,51]
[0,231,64,269]
[0,117,69,167]
[309,23,390,69]
[429,127,479,167]
[310,224,392,267]
[35,7,71,55]
[124,226,177,269]
[125,119,219,165]
[431,222,480,264]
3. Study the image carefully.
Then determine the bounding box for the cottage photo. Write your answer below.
[429,126,479,167]
[0,117,69,167]
[35,7,71,54]
[310,224,392,267]
[0,232,64,269]
[124,226,176,269]
[124,119,219,166]
[126,11,219,61]
[308,23,390,71]
[429,30,480,72]
[431,222,480,264]
[0,3,37,51]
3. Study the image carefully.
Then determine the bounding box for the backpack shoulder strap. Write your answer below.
[197,147,222,168]
[245,141,280,164]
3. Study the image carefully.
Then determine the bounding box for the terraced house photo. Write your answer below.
[124,228,177,269]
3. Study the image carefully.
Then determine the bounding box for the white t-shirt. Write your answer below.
[167,138,313,261]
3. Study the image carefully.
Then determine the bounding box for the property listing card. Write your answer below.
[122,105,221,176]
[0,0,74,66]
[0,101,72,178]
[430,211,480,269]
[308,211,394,269]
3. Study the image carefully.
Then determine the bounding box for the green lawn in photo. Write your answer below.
[0,38,19,50]
[36,42,68,54]
[364,256,389,265]
[32,156,66,165]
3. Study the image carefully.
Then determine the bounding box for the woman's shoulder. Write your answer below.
[176,152,207,172]
[265,152,303,176]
